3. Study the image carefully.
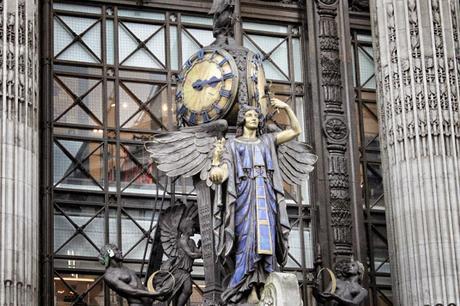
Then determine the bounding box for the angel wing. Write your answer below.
[266,123,318,185]
[145,120,227,180]
[159,204,198,258]
[278,140,317,185]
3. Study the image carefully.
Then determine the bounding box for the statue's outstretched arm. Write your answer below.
[105,276,158,297]
[271,98,301,145]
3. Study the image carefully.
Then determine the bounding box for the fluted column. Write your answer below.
[371,0,460,305]
[0,0,39,304]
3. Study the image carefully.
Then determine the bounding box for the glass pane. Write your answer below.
[118,9,164,21]
[145,28,166,66]
[248,34,285,55]
[53,3,101,14]
[243,36,287,81]
[269,41,289,75]
[170,26,179,70]
[293,38,303,82]
[119,22,162,67]
[181,15,213,26]
[82,22,101,60]
[186,28,214,47]
[295,97,306,142]
[54,127,103,139]
[286,226,314,269]
[53,140,104,190]
[57,204,105,249]
[106,19,114,64]
[54,18,73,56]
[120,144,155,193]
[57,41,99,63]
[54,215,100,257]
[357,33,373,42]
[121,208,156,259]
[54,77,103,125]
[181,30,200,64]
[107,81,115,128]
[367,164,384,208]
[243,22,288,33]
[358,46,376,89]
[55,273,104,306]
[55,15,101,62]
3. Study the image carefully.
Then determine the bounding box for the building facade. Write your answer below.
[0,0,458,305]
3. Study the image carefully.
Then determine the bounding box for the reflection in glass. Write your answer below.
[286,226,314,269]
[121,208,156,260]
[53,140,104,190]
[55,273,104,306]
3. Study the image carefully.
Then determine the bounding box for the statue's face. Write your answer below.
[346,262,359,274]
[110,247,123,261]
[244,109,259,130]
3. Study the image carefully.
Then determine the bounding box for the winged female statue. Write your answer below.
[146,98,317,304]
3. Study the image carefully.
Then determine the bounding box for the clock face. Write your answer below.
[176,48,239,125]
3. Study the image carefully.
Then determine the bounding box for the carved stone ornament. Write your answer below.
[324,118,348,141]
[259,273,303,306]
[317,0,338,6]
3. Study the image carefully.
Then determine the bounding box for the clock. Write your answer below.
[176,48,239,126]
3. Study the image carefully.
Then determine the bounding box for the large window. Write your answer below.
[351,30,393,306]
[44,2,314,305]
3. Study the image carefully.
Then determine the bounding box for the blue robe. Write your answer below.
[218,134,290,303]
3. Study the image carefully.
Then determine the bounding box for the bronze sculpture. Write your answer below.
[99,244,169,306]
[313,260,368,306]
[151,204,202,306]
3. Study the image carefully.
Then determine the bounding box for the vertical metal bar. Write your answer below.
[113,5,122,255]
[40,0,54,304]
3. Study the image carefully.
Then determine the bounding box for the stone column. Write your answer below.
[371,0,460,305]
[0,0,39,304]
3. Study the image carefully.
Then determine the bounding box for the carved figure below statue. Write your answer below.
[149,204,202,306]
[313,260,368,306]
[209,103,317,304]
[99,244,170,306]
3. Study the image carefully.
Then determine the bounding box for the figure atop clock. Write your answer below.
[176,0,268,127]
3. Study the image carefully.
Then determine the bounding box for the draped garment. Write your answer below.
[217,133,290,303]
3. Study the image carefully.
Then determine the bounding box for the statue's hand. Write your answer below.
[270,97,289,110]
[210,167,225,184]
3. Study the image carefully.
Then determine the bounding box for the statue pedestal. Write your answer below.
[258,272,303,306]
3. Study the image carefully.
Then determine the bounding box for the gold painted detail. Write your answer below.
[176,48,239,125]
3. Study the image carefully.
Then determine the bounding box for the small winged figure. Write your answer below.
[149,204,201,306]
[146,98,317,304]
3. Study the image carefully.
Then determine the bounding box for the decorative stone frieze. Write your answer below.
[371,0,460,304]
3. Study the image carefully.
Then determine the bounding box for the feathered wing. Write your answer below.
[159,205,184,258]
[145,120,228,180]
[278,140,318,185]
[159,204,199,258]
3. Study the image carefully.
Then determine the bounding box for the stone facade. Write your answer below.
[371,0,460,304]
[0,0,39,304]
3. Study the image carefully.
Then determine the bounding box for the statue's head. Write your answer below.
[236,104,265,137]
[99,244,123,268]
[335,260,364,280]
[209,0,235,40]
